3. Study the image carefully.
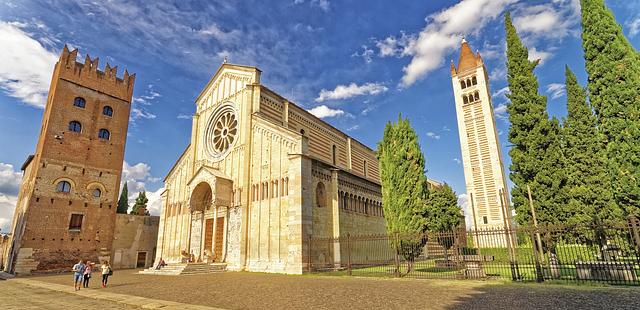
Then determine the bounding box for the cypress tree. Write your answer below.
[131,191,149,215]
[426,184,461,260]
[504,12,567,226]
[377,115,430,272]
[117,182,129,214]
[563,66,621,232]
[581,0,640,217]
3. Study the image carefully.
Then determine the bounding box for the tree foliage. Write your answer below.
[562,66,622,232]
[505,12,567,226]
[116,182,129,214]
[426,184,461,253]
[131,191,149,215]
[377,115,430,269]
[581,0,640,217]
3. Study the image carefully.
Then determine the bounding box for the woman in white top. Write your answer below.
[100,261,112,288]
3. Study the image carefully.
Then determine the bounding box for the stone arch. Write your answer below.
[190,182,212,212]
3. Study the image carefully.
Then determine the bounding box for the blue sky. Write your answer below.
[1,0,639,231]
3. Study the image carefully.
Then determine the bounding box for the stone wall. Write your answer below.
[111,214,159,269]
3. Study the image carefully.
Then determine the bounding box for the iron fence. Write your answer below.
[308,217,640,285]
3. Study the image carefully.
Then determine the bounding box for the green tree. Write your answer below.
[426,184,461,260]
[377,115,430,273]
[116,182,129,214]
[562,66,622,237]
[581,0,640,217]
[131,191,149,215]
[504,12,567,227]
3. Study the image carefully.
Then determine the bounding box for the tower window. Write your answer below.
[56,181,72,193]
[460,81,466,89]
[93,188,101,198]
[483,216,488,224]
[98,129,110,140]
[474,92,480,101]
[472,76,477,85]
[73,97,86,108]
[103,106,113,117]
[69,214,83,231]
[68,121,82,133]
[463,96,468,104]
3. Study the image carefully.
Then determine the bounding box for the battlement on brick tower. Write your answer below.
[56,45,135,102]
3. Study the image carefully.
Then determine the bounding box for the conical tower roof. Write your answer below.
[456,38,480,74]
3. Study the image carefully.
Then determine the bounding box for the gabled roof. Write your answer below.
[194,63,261,103]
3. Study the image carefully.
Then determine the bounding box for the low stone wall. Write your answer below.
[575,261,637,282]
[111,214,159,269]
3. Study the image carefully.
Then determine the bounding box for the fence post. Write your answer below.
[347,233,352,276]
[394,232,400,277]
[530,229,544,283]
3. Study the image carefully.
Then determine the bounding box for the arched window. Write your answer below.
[472,76,477,85]
[343,193,348,210]
[56,181,71,193]
[460,81,466,89]
[468,94,474,102]
[68,121,82,133]
[466,79,472,87]
[98,129,110,140]
[74,97,86,108]
[332,145,337,165]
[300,129,305,135]
[463,96,468,104]
[92,188,102,198]
[316,182,326,208]
[103,106,113,117]
[474,92,480,101]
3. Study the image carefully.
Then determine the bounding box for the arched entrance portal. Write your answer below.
[187,181,227,263]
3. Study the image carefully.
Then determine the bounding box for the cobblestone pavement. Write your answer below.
[1,280,134,310]
[21,269,640,310]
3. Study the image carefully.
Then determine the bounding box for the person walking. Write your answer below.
[72,259,86,291]
[101,261,112,288]
[82,261,93,288]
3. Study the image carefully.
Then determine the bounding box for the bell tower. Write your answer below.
[450,39,512,244]
[4,46,135,274]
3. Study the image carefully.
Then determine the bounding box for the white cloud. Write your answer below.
[442,126,451,132]
[293,0,330,12]
[0,163,22,196]
[546,83,566,99]
[490,66,507,81]
[315,82,388,102]
[426,132,441,140]
[512,0,580,42]
[177,114,192,120]
[0,193,17,233]
[0,163,22,233]
[351,45,374,63]
[0,21,58,108]
[528,47,552,63]
[121,161,162,214]
[494,103,509,123]
[458,193,473,229]
[492,86,510,99]
[307,105,345,119]
[398,0,517,87]
[145,187,164,216]
[131,107,157,120]
[375,31,416,57]
[626,16,640,37]
[346,125,359,132]
[453,158,461,164]
[198,23,241,43]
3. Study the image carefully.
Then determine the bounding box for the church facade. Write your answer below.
[156,64,387,274]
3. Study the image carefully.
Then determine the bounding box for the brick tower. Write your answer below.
[3,46,135,274]
[450,39,512,246]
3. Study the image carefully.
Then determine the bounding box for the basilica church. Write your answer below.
[156,64,388,274]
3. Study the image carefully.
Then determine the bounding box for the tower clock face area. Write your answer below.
[205,103,239,161]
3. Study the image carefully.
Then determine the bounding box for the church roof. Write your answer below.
[453,38,483,75]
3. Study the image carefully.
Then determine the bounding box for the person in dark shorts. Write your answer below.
[72,259,86,291]
[101,261,112,288]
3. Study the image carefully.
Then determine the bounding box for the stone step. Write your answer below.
[139,262,226,276]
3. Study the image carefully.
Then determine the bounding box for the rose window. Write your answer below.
[205,104,239,161]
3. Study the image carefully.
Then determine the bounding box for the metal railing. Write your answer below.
[307,217,640,285]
